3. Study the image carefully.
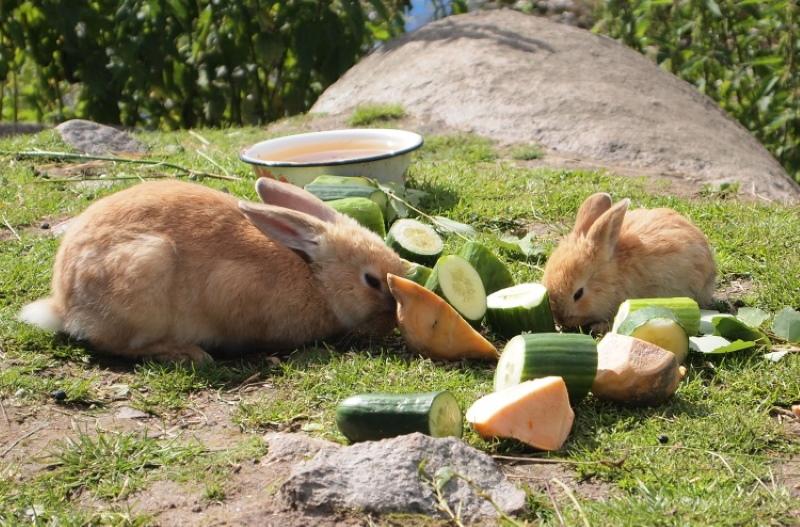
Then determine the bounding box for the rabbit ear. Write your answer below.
[586,198,629,256]
[573,193,613,236]
[239,201,327,260]
[254,177,337,224]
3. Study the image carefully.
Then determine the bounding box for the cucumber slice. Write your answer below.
[615,306,689,363]
[612,297,701,336]
[404,262,433,286]
[494,333,597,403]
[425,255,487,323]
[307,175,376,187]
[335,391,463,443]
[327,197,386,237]
[304,177,388,217]
[486,283,556,338]
[385,219,444,266]
[456,241,514,294]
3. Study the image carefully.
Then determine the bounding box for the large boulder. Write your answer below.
[312,9,800,203]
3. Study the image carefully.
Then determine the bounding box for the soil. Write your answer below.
[312,9,800,204]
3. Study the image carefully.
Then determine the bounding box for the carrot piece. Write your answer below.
[466,377,574,451]
[387,273,498,361]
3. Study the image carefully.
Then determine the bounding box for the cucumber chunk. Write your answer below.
[494,333,597,403]
[486,283,556,338]
[612,297,701,336]
[615,306,689,362]
[456,241,514,294]
[425,255,487,323]
[335,391,463,443]
[385,219,444,266]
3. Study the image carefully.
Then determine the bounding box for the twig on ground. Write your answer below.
[381,187,471,242]
[546,481,566,527]
[0,150,240,181]
[0,398,9,424]
[188,130,211,146]
[551,477,591,527]
[1,215,21,241]
[195,149,232,180]
[1,423,47,458]
[493,453,626,469]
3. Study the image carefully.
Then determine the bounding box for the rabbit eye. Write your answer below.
[573,287,584,301]
[364,273,382,290]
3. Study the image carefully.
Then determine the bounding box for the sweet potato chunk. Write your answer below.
[466,377,574,451]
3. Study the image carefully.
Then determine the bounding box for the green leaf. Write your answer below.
[705,0,722,17]
[498,233,547,261]
[772,307,800,343]
[712,316,771,349]
[689,336,755,355]
[432,216,477,238]
[735,307,769,329]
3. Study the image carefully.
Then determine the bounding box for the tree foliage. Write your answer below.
[594,0,800,182]
[0,0,409,128]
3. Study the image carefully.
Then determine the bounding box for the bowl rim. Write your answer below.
[239,128,424,168]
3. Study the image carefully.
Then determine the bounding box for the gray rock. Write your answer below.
[56,119,146,155]
[312,9,800,203]
[279,432,526,522]
[264,432,341,465]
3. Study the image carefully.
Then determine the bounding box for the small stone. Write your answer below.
[55,119,146,156]
[51,389,67,402]
[14,388,26,398]
[658,434,669,444]
[115,406,149,420]
[40,222,50,230]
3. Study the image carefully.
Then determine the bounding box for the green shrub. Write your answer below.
[0,0,410,128]
[593,0,800,183]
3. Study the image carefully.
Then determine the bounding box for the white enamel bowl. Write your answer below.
[239,128,424,187]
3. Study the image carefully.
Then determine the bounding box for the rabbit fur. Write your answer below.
[20,177,406,363]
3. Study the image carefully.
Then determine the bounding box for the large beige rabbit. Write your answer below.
[20,178,406,363]
[542,193,716,329]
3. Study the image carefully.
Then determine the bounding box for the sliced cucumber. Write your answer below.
[425,255,487,323]
[615,306,689,363]
[307,175,376,187]
[404,262,433,286]
[385,219,444,266]
[612,297,701,336]
[304,176,388,217]
[486,283,555,338]
[494,333,597,403]
[456,241,514,294]
[335,391,463,443]
[327,197,386,237]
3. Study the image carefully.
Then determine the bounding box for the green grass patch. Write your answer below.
[509,143,544,161]
[348,103,406,126]
[1,127,798,524]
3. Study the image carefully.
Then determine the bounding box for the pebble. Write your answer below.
[50,389,67,402]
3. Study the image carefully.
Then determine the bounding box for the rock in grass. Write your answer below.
[56,119,146,155]
[278,432,525,521]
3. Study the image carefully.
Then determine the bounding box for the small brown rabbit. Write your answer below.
[19,178,407,363]
[542,193,716,329]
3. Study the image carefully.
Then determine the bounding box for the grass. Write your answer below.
[348,103,407,126]
[0,125,798,525]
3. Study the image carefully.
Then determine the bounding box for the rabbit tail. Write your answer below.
[19,298,64,333]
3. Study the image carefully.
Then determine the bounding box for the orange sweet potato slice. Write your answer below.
[387,273,498,361]
[465,377,574,451]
